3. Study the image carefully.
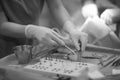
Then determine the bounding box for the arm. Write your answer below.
[0,3,27,38]
[0,9,26,38]
[96,0,118,9]
[0,22,26,38]
[46,0,88,51]
[0,10,65,46]
[46,0,74,33]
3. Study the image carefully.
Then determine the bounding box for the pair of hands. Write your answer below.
[26,25,88,52]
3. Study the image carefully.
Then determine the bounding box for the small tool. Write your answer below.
[64,44,76,55]
[52,28,77,55]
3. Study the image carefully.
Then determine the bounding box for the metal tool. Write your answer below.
[52,28,77,55]
[64,44,76,55]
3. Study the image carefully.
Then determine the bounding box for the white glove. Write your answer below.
[100,9,120,25]
[80,17,112,44]
[25,25,65,47]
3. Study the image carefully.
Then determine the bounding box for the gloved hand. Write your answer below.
[25,25,65,47]
[80,17,112,44]
[63,21,88,51]
[100,9,120,25]
[69,29,88,51]
[81,3,98,19]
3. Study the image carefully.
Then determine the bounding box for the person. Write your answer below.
[73,0,120,75]
[96,0,120,48]
[99,0,120,38]
[0,0,88,57]
[73,0,120,49]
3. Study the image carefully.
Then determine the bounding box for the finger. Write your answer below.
[32,38,40,46]
[100,13,104,19]
[101,13,112,25]
[42,37,58,47]
[101,16,109,25]
[100,15,106,22]
[105,16,110,25]
[100,13,107,21]
[50,32,65,46]
[48,39,58,47]
[72,37,80,50]
[18,46,22,52]
[52,30,68,40]
[79,33,88,52]
[21,45,24,51]
[33,44,47,53]
[68,54,78,61]
[106,17,113,25]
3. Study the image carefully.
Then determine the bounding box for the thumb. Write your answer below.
[80,33,88,52]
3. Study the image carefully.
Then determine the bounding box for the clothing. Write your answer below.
[96,0,120,38]
[0,0,45,58]
[0,0,44,25]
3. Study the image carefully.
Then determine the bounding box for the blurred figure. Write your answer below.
[100,9,120,25]
[72,0,120,48]
[99,0,120,38]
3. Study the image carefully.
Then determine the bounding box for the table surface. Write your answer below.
[0,46,120,80]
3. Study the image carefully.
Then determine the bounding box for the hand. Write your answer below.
[100,9,120,25]
[69,29,88,51]
[80,17,111,43]
[81,3,98,19]
[63,21,88,51]
[25,25,65,47]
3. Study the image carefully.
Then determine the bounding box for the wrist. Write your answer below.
[25,24,37,38]
[63,21,75,34]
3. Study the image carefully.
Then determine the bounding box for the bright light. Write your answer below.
[81,4,98,18]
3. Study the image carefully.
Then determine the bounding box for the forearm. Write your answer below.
[0,22,26,38]
[46,0,74,32]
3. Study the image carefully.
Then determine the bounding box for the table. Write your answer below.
[0,45,120,80]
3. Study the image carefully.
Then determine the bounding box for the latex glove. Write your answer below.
[25,25,65,47]
[80,17,112,44]
[81,3,98,19]
[69,30,88,51]
[63,21,88,51]
[100,9,120,25]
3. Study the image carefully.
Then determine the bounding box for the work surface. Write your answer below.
[0,45,120,80]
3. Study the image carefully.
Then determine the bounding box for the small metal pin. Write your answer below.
[64,45,76,55]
